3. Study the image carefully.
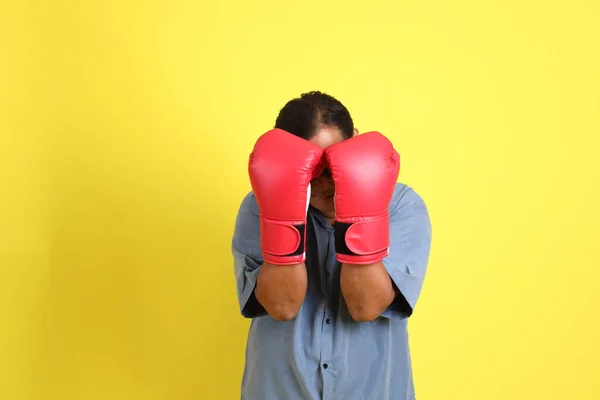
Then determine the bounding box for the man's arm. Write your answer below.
[255,262,307,321]
[232,194,310,321]
[324,133,431,322]
[324,132,402,321]
[244,128,325,321]
[341,187,432,321]
[340,261,396,322]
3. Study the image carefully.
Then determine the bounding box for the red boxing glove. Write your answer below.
[325,132,400,264]
[248,128,325,265]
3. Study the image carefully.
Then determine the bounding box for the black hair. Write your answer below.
[274,91,354,140]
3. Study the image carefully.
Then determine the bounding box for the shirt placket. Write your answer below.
[320,229,336,400]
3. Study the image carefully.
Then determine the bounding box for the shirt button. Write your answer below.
[326,319,331,324]
[323,363,328,369]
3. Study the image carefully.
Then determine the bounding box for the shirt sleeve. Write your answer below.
[380,186,432,319]
[231,192,268,318]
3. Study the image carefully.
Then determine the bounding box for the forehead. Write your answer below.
[309,126,345,148]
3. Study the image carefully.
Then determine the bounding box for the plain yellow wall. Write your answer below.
[1,0,599,399]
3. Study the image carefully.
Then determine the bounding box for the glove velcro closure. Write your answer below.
[334,214,390,264]
[260,217,306,265]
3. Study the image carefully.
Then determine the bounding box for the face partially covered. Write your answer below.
[309,167,336,217]
[308,126,353,220]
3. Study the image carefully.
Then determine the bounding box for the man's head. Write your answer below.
[274,91,357,219]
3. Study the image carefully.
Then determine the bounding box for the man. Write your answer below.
[232,91,432,399]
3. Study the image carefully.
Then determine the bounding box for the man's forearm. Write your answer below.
[255,261,308,321]
[340,261,396,322]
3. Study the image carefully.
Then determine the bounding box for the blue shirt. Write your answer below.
[231,183,432,400]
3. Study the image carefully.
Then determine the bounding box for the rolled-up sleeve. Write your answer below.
[381,187,432,319]
[231,192,267,318]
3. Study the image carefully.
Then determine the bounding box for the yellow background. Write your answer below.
[1,0,599,399]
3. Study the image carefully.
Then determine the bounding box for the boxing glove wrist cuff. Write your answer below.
[334,214,390,264]
[260,217,306,265]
